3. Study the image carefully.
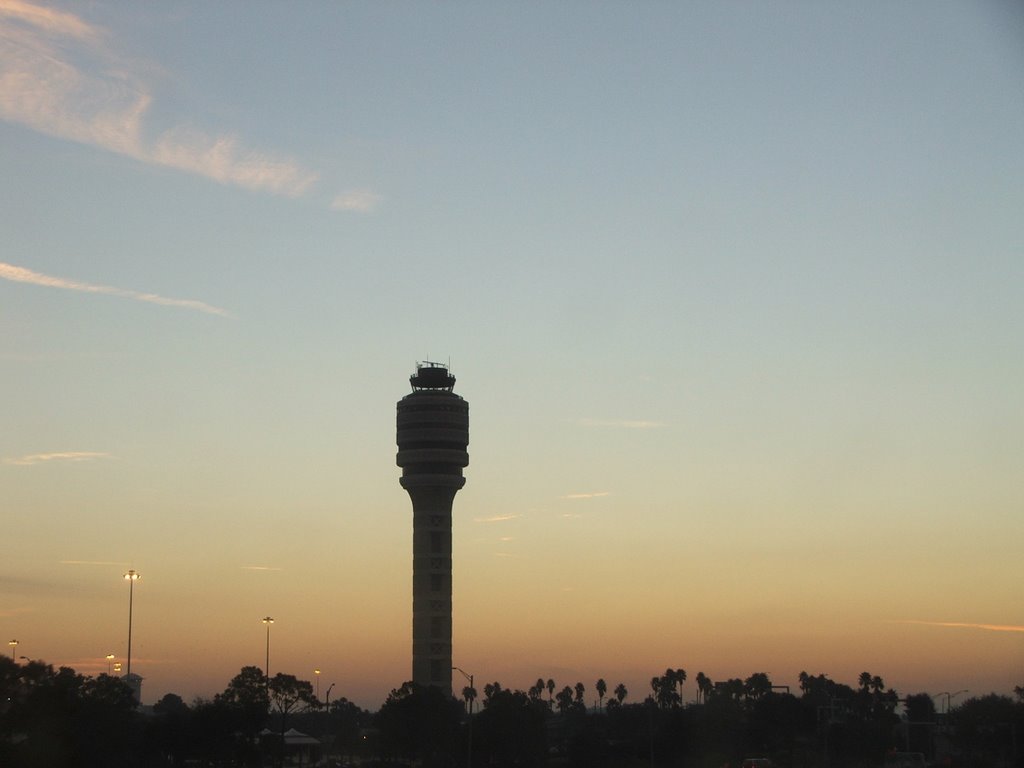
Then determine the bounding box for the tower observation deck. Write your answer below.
[396,361,469,695]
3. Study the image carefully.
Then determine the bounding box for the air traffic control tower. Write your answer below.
[396,362,469,695]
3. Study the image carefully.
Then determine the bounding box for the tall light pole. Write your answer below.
[8,640,17,660]
[262,617,274,684]
[106,654,115,674]
[124,570,140,678]
[315,668,321,702]
[453,666,474,768]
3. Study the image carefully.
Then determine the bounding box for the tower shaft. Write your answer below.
[396,364,468,695]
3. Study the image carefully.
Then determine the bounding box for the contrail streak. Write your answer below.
[0,262,229,316]
[895,620,1024,633]
[5,451,109,466]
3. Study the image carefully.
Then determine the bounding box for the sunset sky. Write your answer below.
[1,1,1022,710]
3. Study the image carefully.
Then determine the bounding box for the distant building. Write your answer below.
[123,672,142,703]
[396,362,469,696]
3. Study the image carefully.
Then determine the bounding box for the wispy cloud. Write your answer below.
[561,491,610,500]
[893,620,1024,634]
[240,565,283,572]
[331,190,383,213]
[576,418,665,429]
[0,262,229,316]
[0,605,38,618]
[0,0,317,196]
[473,514,520,523]
[6,450,110,466]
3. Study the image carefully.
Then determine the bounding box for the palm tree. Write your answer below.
[695,672,709,704]
[798,671,811,695]
[858,671,872,692]
[596,678,607,711]
[556,686,574,714]
[546,678,555,707]
[463,685,477,714]
[483,681,502,705]
[652,669,679,708]
[614,682,627,705]
[674,668,687,707]
[574,681,585,707]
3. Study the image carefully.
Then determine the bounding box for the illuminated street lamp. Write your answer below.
[262,617,274,683]
[123,570,140,678]
[106,654,115,674]
[8,640,17,659]
[315,668,321,701]
[113,662,122,674]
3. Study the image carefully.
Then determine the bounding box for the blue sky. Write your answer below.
[2,1,1022,708]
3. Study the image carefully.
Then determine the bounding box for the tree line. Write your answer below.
[1,654,1021,767]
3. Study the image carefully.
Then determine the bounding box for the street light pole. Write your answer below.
[315,669,321,702]
[262,617,274,684]
[8,640,17,660]
[106,654,115,674]
[453,666,474,768]
[123,570,140,679]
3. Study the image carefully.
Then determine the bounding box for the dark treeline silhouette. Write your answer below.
[1,655,1021,767]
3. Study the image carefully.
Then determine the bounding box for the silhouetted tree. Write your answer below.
[695,672,711,704]
[596,678,607,710]
[947,693,1023,767]
[268,672,316,734]
[0,659,141,768]
[216,665,270,741]
[462,684,478,713]
[474,686,549,767]
[745,689,804,760]
[546,678,555,707]
[859,671,872,691]
[574,681,586,707]
[528,678,545,701]
[376,682,462,767]
[556,685,575,714]
[483,681,504,707]
[904,692,937,757]
[151,692,192,767]
[651,669,682,708]
[614,682,627,705]
[676,668,687,705]
[744,672,772,701]
[318,696,372,757]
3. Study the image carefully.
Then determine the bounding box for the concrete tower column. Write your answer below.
[396,363,469,695]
